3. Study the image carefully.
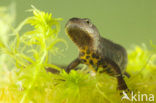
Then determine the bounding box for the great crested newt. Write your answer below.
[65,17,129,91]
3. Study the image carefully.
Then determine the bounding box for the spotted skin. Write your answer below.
[79,47,114,75]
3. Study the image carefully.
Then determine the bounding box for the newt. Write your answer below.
[65,17,129,91]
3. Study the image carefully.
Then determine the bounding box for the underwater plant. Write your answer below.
[0,5,156,103]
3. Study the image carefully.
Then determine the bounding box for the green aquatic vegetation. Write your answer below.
[0,3,16,71]
[0,6,156,103]
[0,6,64,103]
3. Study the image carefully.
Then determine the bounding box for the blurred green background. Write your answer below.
[0,0,156,65]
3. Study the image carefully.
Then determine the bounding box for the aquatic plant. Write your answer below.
[0,5,156,103]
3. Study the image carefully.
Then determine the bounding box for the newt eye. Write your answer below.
[83,18,90,24]
[86,20,90,24]
[84,19,92,26]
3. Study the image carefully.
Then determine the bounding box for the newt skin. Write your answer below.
[65,18,129,90]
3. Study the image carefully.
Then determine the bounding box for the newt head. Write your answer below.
[65,17,100,50]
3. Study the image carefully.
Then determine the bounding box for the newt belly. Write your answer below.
[79,46,115,75]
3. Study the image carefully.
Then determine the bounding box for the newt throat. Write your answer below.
[66,27,93,49]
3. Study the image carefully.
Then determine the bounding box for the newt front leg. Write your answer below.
[66,57,128,90]
[66,58,81,73]
[101,58,128,90]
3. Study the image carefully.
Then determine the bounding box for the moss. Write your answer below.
[0,6,156,103]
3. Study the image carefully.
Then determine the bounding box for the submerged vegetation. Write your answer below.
[0,5,156,103]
